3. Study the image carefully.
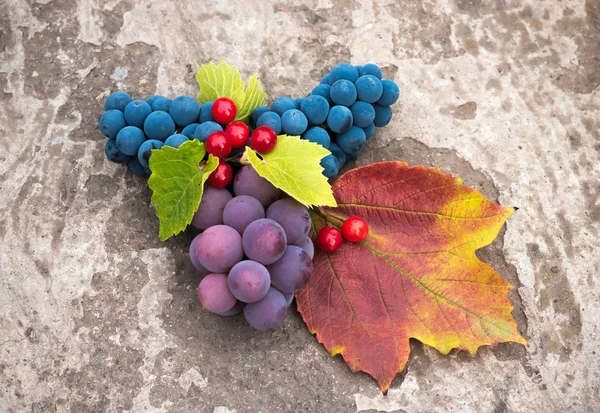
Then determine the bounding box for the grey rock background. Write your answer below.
[1,0,598,412]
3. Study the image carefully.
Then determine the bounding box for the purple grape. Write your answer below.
[282,292,294,306]
[227,260,271,303]
[197,273,237,313]
[243,288,288,330]
[189,235,209,273]
[242,219,287,265]
[223,195,265,235]
[294,236,315,259]
[216,301,244,316]
[265,199,311,245]
[267,246,312,293]
[191,187,233,230]
[194,225,244,273]
[233,165,281,208]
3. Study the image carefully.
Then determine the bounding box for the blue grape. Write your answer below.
[169,96,201,126]
[228,260,271,303]
[105,139,129,163]
[143,111,176,141]
[144,167,152,175]
[250,106,269,128]
[189,235,210,273]
[330,80,357,107]
[327,106,353,134]
[243,287,288,330]
[328,142,346,168]
[216,301,244,316]
[281,109,308,135]
[354,65,362,72]
[104,91,132,112]
[164,133,189,148]
[302,126,330,148]
[362,123,376,139]
[373,104,393,127]
[99,109,126,139]
[300,95,329,125]
[137,139,164,169]
[195,225,243,273]
[271,97,296,116]
[355,75,383,103]
[191,187,232,230]
[295,236,314,259]
[310,84,332,106]
[242,218,287,265]
[151,97,172,112]
[267,245,312,293]
[223,195,265,235]
[359,63,383,79]
[233,165,281,207]
[146,95,164,106]
[350,101,376,127]
[199,102,214,122]
[116,126,146,156]
[337,126,367,155]
[320,154,339,178]
[127,157,148,176]
[124,100,152,128]
[320,74,331,85]
[256,111,282,135]
[193,121,223,142]
[181,123,200,138]
[376,79,400,106]
[197,273,237,313]
[265,198,310,245]
[294,97,305,108]
[329,63,359,83]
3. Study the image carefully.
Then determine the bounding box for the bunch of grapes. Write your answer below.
[249,62,399,179]
[99,92,255,176]
[190,164,314,330]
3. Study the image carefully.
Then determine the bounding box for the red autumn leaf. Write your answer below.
[296,161,526,393]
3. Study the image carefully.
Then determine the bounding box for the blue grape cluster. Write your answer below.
[99,91,231,176]
[249,63,400,179]
[191,165,314,330]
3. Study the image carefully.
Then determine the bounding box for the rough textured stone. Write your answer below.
[1,0,598,412]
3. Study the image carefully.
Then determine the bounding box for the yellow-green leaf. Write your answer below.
[243,135,337,207]
[235,74,266,122]
[148,140,219,241]
[196,61,246,110]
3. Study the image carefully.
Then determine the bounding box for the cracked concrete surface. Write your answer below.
[1,0,599,412]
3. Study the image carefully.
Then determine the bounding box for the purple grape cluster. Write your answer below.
[249,63,400,179]
[191,165,314,330]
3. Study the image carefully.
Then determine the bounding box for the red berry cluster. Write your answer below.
[316,216,368,253]
[206,98,278,188]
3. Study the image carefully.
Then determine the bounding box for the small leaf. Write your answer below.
[148,140,219,241]
[196,61,246,110]
[243,136,337,207]
[296,161,526,393]
[235,74,266,122]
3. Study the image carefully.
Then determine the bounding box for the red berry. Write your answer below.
[341,216,369,242]
[206,131,232,158]
[225,121,250,148]
[316,226,343,253]
[212,98,236,124]
[251,126,277,153]
[208,160,233,189]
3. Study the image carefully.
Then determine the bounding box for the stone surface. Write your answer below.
[1,0,598,412]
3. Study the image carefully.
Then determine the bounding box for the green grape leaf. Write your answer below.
[148,140,219,241]
[242,135,337,207]
[235,74,266,122]
[196,61,246,110]
[195,61,266,123]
